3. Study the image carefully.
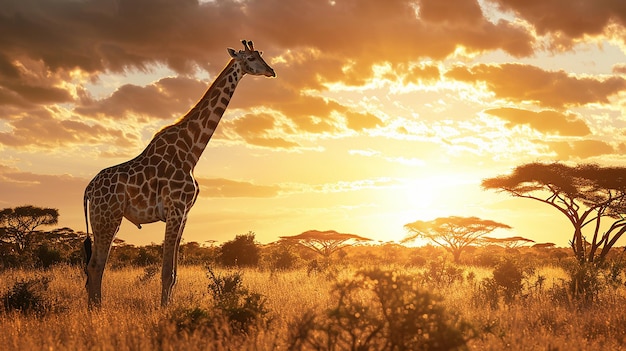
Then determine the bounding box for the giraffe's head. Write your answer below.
[228,40,276,78]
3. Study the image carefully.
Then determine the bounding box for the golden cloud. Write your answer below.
[547,140,616,159]
[0,165,86,210]
[196,177,281,198]
[484,107,591,136]
[446,63,626,107]
[0,109,136,149]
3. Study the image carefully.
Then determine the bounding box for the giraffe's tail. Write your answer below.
[83,189,92,272]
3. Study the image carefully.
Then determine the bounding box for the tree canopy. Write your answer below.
[280,230,371,258]
[0,206,59,254]
[482,162,626,263]
[481,236,535,248]
[403,216,511,263]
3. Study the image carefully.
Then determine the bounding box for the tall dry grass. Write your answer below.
[0,263,625,350]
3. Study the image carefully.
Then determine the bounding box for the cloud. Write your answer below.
[0,58,73,108]
[196,177,281,198]
[0,0,534,79]
[0,0,243,74]
[248,0,534,63]
[547,140,616,159]
[0,164,86,210]
[76,76,206,120]
[0,109,136,149]
[344,111,384,131]
[614,63,626,74]
[232,78,381,137]
[420,0,484,25]
[446,63,626,107]
[403,64,441,84]
[489,0,626,43]
[223,113,300,149]
[0,0,537,152]
[484,107,591,136]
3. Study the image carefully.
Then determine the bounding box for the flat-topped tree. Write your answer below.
[532,242,556,249]
[482,162,626,264]
[0,205,59,254]
[403,216,512,263]
[280,230,372,259]
[481,236,535,249]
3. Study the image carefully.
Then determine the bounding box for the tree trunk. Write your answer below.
[572,227,586,263]
[452,250,461,263]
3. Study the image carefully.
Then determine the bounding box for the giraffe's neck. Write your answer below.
[158,60,243,168]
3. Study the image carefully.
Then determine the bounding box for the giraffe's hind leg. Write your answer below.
[86,212,122,308]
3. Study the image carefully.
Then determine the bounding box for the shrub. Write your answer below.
[492,259,524,301]
[288,268,475,350]
[34,244,63,268]
[565,261,602,304]
[420,259,465,286]
[169,306,218,334]
[136,266,159,283]
[603,259,626,291]
[133,246,161,267]
[218,232,260,268]
[263,242,300,270]
[2,277,51,315]
[472,259,527,308]
[473,277,500,309]
[206,267,269,332]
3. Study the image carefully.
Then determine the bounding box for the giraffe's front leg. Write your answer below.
[161,207,188,306]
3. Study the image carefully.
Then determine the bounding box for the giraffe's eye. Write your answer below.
[247,57,256,61]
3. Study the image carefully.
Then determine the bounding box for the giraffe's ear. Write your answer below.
[227,48,239,58]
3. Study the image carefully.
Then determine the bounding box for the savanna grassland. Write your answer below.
[1,246,626,351]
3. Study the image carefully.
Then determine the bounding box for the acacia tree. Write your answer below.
[482,162,626,264]
[0,205,59,254]
[481,236,535,249]
[280,230,371,259]
[403,216,511,263]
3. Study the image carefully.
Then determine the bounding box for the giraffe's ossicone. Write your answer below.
[83,40,275,308]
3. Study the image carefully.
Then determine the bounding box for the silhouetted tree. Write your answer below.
[403,216,511,263]
[218,232,260,267]
[482,162,626,264]
[481,236,535,248]
[280,230,371,259]
[0,206,59,254]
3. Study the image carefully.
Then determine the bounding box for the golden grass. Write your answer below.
[0,264,625,350]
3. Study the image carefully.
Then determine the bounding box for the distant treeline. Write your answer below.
[1,223,604,271]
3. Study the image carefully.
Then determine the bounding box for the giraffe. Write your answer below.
[83,40,275,307]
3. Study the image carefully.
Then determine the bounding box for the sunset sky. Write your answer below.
[2,0,626,247]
